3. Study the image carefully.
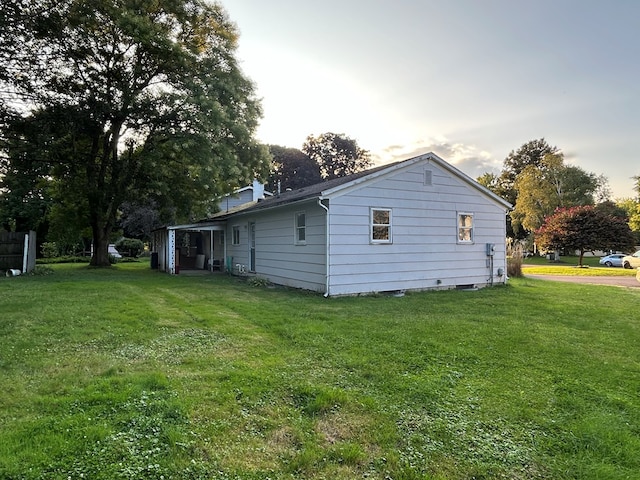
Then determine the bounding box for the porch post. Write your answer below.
[168,229,176,274]
[209,230,214,272]
[223,228,228,272]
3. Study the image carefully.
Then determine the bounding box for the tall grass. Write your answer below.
[507,242,524,277]
[1,262,639,479]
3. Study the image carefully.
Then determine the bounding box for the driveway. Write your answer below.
[525,274,640,288]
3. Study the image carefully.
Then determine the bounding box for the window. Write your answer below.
[232,225,240,245]
[458,213,474,243]
[219,231,225,245]
[295,212,306,245]
[371,208,392,243]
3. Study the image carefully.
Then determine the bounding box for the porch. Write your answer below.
[152,221,228,274]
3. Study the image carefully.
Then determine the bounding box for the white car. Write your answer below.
[599,253,625,267]
[108,244,122,259]
[622,251,640,269]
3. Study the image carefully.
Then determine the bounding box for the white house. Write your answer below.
[153,153,512,296]
[219,179,272,212]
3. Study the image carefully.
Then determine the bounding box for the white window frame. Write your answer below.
[295,211,306,245]
[232,225,241,245]
[457,212,474,243]
[371,208,392,244]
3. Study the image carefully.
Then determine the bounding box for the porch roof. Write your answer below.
[167,222,226,231]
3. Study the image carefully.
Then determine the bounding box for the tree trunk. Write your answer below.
[90,224,112,267]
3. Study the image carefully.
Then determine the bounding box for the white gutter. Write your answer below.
[318,198,330,297]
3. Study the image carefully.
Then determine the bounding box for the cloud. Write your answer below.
[375,137,503,181]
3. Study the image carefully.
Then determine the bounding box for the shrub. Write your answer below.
[28,266,55,276]
[247,276,271,287]
[115,238,144,258]
[40,242,59,258]
[37,256,89,264]
[118,257,142,263]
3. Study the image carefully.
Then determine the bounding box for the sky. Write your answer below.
[222,0,639,199]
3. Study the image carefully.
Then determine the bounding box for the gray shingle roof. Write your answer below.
[206,160,402,220]
[200,152,510,224]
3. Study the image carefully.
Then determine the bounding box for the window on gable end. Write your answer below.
[371,208,392,243]
[458,213,474,243]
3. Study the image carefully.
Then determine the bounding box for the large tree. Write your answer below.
[0,0,269,266]
[617,198,640,244]
[499,138,559,205]
[535,205,635,266]
[0,113,53,233]
[302,133,372,180]
[267,145,321,192]
[477,138,559,240]
[118,200,164,242]
[510,153,598,233]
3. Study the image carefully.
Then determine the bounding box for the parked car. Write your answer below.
[622,251,640,269]
[108,244,122,259]
[599,253,626,267]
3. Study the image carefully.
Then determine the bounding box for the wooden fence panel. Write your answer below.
[0,231,35,272]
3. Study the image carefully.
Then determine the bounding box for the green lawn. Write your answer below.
[1,262,640,479]
[523,255,637,276]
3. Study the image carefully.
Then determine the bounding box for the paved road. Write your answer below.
[525,274,640,288]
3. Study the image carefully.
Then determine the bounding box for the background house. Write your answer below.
[154,153,512,296]
[219,179,272,212]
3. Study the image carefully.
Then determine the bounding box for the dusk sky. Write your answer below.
[224,0,639,199]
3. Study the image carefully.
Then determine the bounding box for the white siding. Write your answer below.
[227,200,328,292]
[326,162,508,296]
[219,190,254,212]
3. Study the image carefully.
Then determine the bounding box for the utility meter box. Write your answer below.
[485,243,495,256]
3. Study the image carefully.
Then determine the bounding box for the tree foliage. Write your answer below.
[499,138,559,205]
[510,153,598,233]
[535,206,636,266]
[303,133,372,180]
[267,145,321,192]
[476,172,501,192]
[619,176,640,243]
[617,198,640,243]
[119,200,165,241]
[0,0,270,265]
[0,114,53,233]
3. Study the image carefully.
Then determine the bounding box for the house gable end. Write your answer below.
[320,153,511,212]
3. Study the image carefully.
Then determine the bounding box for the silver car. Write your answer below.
[622,251,640,269]
[599,253,625,267]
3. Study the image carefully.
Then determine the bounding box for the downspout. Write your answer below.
[318,198,330,297]
[23,232,29,273]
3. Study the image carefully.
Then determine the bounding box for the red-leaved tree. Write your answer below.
[535,206,635,266]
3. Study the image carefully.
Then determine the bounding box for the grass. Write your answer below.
[1,262,640,479]
[523,255,637,276]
